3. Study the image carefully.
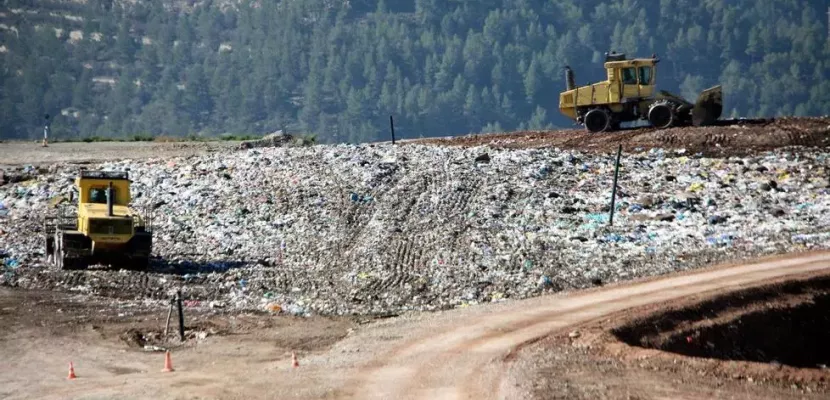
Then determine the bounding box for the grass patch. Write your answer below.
[81,135,115,143]
[49,133,273,143]
[130,134,155,142]
[298,133,318,144]
[220,134,263,141]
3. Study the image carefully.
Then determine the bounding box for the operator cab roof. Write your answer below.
[78,170,130,181]
[602,51,660,68]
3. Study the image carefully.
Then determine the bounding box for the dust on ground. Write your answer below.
[0,287,356,400]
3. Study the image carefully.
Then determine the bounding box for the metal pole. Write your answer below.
[609,144,622,226]
[389,115,396,145]
[176,290,185,341]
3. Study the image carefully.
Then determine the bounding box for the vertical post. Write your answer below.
[164,299,173,337]
[176,290,185,341]
[106,181,114,217]
[609,144,622,226]
[389,115,396,145]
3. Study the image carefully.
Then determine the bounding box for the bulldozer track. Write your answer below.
[781,126,829,147]
[703,132,731,146]
[389,236,425,273]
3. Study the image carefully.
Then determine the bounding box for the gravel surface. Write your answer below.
[1,142,829,316]
[0,141,238,168]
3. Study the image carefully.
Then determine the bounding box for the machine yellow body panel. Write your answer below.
[558,52,721,132]
[44,170,153,270]
[75,177,135,244]
[559,58,657,114]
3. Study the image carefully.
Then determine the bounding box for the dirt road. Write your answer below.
[341,252,830,400]
[2,252,829,400]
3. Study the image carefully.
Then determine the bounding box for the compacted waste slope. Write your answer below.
[1,143,829,315]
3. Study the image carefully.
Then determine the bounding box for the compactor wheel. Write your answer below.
[53,232,88,271]
[53,233,65,270]
[45,235,55,263]
[648,101,676,129]
[583,108,611,133]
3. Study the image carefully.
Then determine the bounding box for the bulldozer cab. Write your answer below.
[605,57,657,101]
[76,171,132,206]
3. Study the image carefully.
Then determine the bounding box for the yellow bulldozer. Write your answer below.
[44,170,153,270]
[559,52,723,132]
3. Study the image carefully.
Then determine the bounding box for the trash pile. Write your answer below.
[238,130,294,150]
[1,144,829,316]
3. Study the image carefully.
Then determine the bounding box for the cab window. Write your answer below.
[89,188,114,204]
[638,66,652,85]
[621,68,637,84]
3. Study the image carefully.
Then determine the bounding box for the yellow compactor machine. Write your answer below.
[559,52,723,132]
[44,170,153,270]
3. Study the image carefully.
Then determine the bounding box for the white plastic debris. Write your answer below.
[1,145,828,315]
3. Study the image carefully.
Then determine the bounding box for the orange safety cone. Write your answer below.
[291,352,299,368]
[67,362,77,380]
[162,350,174,372]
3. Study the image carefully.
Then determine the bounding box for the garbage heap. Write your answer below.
[1,144,829,316]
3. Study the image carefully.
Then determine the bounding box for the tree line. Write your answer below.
[1,0,828,143]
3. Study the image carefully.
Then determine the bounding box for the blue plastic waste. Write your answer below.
[585,213,609,223]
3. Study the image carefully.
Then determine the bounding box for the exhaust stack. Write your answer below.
[565,66,575,91]
[107,182,114,217]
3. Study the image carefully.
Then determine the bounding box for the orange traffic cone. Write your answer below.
[67,362,77,380]
[291,352,299,368]
[162,350,174,372]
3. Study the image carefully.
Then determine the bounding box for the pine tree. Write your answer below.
[458,85,478,130]
[528,106,548,130]
[2,0,829,141]
[524,57,541,103]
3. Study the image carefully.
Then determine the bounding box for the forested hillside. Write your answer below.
[1,0,828,142]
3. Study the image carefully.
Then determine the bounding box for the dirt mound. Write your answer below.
[614,277,830,369]
[414,116,830,156]
[612,274,830,385]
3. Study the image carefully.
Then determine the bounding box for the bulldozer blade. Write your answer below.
[692,85,723,126]
[656,90,693,108]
